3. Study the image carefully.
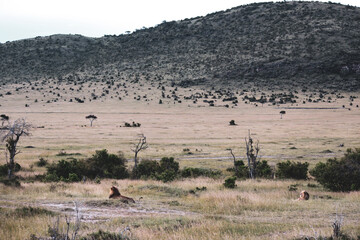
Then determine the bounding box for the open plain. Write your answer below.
[0,80,360,239]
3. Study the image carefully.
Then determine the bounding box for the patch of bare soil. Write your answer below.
[38,199,194,222]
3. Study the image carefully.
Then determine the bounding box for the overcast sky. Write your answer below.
[1,0,359,43]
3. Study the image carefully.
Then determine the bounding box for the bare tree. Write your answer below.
[85,114,97,127]
[227,148,239,176]
[245,130,260,179]
[0,118,32,178]
[131,134,148,168]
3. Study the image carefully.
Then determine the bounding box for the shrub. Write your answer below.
[0,164,8,176]
[181,167,222,178]
[276,160,309,179]
[157,169,177,183]
[46,158,85,182]
[230,160,272,179]
[310,148,360,191]
[256,160,273,178]
[45,149,129,182]
[233,160,248,178]
[224,176,237,188]
[35,157,48,167]
[160,157,179,173]
[84,150,129,179]
[132,159,160,179]
[0,163,21,177]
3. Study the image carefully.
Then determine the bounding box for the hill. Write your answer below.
[0,1,359,91]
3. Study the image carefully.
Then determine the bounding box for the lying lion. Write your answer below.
[298,190,310,200]
[109,186,135,203]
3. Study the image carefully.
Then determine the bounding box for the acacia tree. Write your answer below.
[131,134,148,168]
[280,110,286,119]
[245,130,260,179]
[0,118,32,178]
[85,115,97,127]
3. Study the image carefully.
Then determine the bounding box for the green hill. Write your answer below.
[0,1,359,91]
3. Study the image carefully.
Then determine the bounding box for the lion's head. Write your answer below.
[109,186,121,198]
[299,190,309,200]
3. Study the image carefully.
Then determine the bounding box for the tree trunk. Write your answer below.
[6,137,18,179]
[134,152,138,168]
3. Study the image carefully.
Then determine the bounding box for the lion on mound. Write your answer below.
[109,186,135,203]
[298,190,310,200]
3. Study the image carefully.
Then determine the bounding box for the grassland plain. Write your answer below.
[0,81,360,239]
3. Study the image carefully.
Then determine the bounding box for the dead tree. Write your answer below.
[85,114,97,127]
[0,118,32,178]
[227,148,239,176]
[131,134,148,168]
[245,130,260,179]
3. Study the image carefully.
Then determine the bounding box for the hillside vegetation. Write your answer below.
[0,1,360,91]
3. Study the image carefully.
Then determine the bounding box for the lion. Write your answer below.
[298,190,310,200]
[109,186,135,203]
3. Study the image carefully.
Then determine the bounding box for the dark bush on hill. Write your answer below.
[310,148,360,191]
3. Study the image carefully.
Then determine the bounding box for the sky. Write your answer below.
[0,0,359,43]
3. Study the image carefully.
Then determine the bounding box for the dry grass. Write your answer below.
[0,82,359,239]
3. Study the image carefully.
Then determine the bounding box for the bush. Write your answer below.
[46,158,85,182]
[224,176,237,188]
[256,160,273,178]
[310,148,360,191]
[157,169,177,183]
[230,160,272,179]
[0,164,8,176]
[84,150,129,179]
[181,167,222,178]
[233,160,248,178]
[45,149,129,182]
[0,163,21,177]
[35,157,48,167]
[160,157,179,173]
[132,159,160,179]
[276,160,309,179]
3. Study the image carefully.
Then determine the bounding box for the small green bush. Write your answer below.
[46,158,84,182]
[276,160,309,179]
[229,160,273,179]
[35,157,48,167]
[0,163,21,177]
[310,148,360,191]
[0,164,7,176]
[132,159,160,179]
[157,169,177,183]
[160,157,179,173]
[224,176,237,188]
[256,160,273,178]
[84,150,129,179]
[45,149,129,182]
[181,167,222,178]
